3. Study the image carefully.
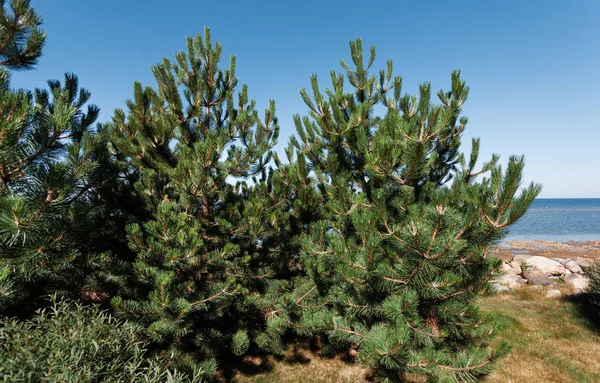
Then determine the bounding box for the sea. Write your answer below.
[506,198,600,242]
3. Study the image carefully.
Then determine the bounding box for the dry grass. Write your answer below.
[233,346,369,383]
[234,287,600,383]
[481,286,600,383]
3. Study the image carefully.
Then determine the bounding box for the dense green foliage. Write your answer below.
[101,27,293,377]
[275,40,541,382]
[0,2,543,381]
[586,261,600,311]
[0,296,202,382]
[0,74,111,313]
[0,0,114,315]
[0,0,46,81]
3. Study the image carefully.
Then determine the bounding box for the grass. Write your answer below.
[234,287,600,383]
[481,287,600,383]
[233,349,368,383]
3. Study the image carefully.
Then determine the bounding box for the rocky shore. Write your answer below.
[492,240,600,298]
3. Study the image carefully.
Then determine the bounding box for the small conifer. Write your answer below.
[282,40,541,381]
[106,28,285,376]
[0,0,107,315]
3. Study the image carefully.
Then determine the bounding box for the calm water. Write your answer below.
[506,198,600,242]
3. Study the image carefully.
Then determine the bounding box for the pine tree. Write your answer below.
[0,73,108,314]
[106,28,285,377]
[283,40,541,382]
[0,0,109,314]
[0,0,46,85]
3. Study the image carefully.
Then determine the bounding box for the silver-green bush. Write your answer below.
[587,261,600,306]
[0,296,204,382]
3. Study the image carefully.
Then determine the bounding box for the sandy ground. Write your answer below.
[494,240,600,261]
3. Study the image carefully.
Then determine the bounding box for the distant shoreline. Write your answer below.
[533,198,600,199]
[496,240,600,261]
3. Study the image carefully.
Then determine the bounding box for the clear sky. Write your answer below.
[11,1,600,198]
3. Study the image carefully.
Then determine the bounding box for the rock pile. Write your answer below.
[492,255,594,295]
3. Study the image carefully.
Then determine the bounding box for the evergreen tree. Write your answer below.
[0,0,110,314]
[0,0,46,86]
[0,73,107,314]
[106,28,285,377]
[283,40,541,382]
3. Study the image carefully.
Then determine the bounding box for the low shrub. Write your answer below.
[586,261,600,307]
[0,296,203,382]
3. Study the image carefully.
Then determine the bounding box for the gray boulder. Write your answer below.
[564,260,583,274]
[522,267,545,280]
[526,275,557,286]
[501,261,522,276]
[565,273,590,292]
[569,257,595,269]
[493,274,526,290]
[523,256,567,276]
[546,289,562,299]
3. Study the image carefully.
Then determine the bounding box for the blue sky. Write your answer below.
[12,1,600,198]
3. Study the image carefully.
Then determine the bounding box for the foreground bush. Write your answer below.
[0,296,202,382]
[586,261,600,310]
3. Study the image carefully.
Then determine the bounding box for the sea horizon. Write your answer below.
[535,197,600,200]
[505,198,600,242]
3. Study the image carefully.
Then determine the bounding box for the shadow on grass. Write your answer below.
[564,292,600,333]
[221,337,368,383]
[216,351,275,381]
[216,338,319,381]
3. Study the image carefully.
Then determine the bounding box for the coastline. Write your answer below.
[495,240,600,261]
